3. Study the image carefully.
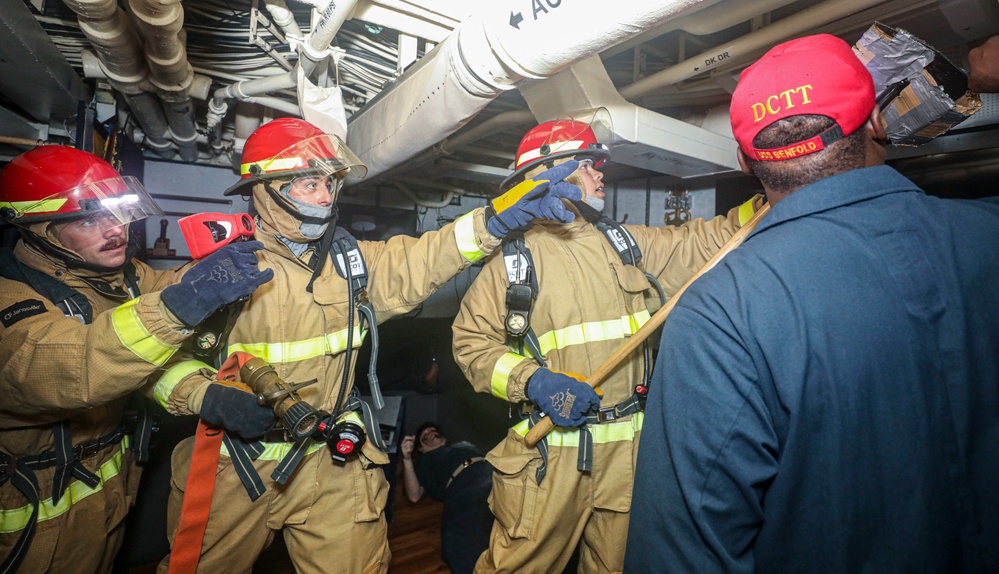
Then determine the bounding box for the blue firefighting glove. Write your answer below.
[486,160,583,238]
[526,368,601,427]
[199,381,275,440]
[161,241,273,328]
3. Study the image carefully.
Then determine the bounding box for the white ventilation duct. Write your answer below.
[520,0,894,178]
[522,56,742,177]
[346,0,717,180]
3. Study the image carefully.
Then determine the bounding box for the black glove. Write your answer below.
[486,161,583,238]
[161,241,273,328]
[199,382,275,440]
[526,368,601,427]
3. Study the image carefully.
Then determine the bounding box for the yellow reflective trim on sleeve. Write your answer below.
[738,197,756,226]
[112,298,177,366]
[219,412,365,460]
[511,411,644,447]
[454,211,486,262]
[229,326,366,365]
[0,438,129,534]
[153,360,215,409]
[490,352,527,401]
[535,311,651,356]
[0,199,68,215]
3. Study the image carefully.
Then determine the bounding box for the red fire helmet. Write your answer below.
[224,117,368,196]
[500,117,611,191]
[0,146,162,230]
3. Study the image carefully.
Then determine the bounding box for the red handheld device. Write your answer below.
[178,212,255,259]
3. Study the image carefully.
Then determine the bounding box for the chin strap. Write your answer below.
[571,200,603,223]
[262,181,333,225]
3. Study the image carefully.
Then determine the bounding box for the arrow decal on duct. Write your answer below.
[510,11,524,29]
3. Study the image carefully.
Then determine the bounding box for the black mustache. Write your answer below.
[101,237,127,251]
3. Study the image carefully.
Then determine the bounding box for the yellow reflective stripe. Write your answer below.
[454,211,486,262]
[229,326,366,364]
[219,412,364,460]
[535,311,651,356]
[511,412,644,446]
[0,199,68,215]
[490,352,526,401]
[240,157,302,176]
[738,197,756,226]
[112,298,176,366]
[154,360,215,409]
[0,438,129,534]
[220,438,326,461]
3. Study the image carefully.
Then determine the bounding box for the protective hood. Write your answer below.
[251,180,336,244]
[18,227,129,284]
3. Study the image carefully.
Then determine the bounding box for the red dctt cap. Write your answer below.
[730,34,875,161]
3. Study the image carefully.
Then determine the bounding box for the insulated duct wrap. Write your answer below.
[347,0,710,180]
[63,0,147,92]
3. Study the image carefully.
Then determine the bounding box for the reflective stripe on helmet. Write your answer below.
[112,299,177,366]
[240,156,307,176]
[0,199,68,217]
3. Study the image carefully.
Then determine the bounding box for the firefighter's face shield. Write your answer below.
[18,176,163,238]
[250,134,368,189]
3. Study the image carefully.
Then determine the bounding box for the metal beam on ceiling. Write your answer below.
[0,0,91,123]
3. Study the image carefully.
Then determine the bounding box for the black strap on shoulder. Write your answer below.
[328,227,384,410]
[0,247,94,323]
[595,216,642,267]
[500,220,664,402]
[500,235,537,332]
[122,261,140,299]
[500,234,546,367]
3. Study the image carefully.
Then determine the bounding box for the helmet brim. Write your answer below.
[499,147,611,192]
[223,177,255,197]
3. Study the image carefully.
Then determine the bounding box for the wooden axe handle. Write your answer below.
[524,202,770,447]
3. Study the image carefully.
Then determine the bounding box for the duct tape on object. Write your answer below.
[297,66,348,141]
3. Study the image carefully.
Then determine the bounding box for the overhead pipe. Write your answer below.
[128,0,200,161]
[619,0,893,100]
[393,181,457,209]
[346,0,715,181]
[206,0,359,130]
[62,0,173,156]
[262,0,301,43]
[0,135,55,147]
